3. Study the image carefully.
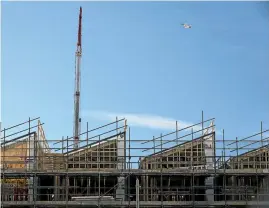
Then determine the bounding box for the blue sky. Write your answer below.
[2,2,269,158]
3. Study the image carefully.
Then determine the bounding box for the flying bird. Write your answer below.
[181,23,192,29]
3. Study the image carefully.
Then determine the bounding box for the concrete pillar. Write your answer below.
[65,176,69,201]
[142,176,146,201]
[87,177,90,195]
[27,138,34,202]
[136,178,140,208]
[62,177,65,201]
[260,176,269,201]
[231,176,236,200]
[116,176,125,200]
[145,176,148,201]
[54,176,59,200]
[205,177,214,202]
[204,133,215,203]
[116,133,126,200]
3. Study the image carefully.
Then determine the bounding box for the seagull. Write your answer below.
[181,23,192,29]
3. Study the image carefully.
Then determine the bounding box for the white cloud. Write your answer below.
[263,132,269,137]
[82,110,214,133]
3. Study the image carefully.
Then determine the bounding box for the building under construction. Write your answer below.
[1,116,269,207]
[1,7,269,208]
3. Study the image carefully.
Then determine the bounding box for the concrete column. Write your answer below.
[87,177,90,195]
[27,139,34,202]
[116,133,126,200]
[204,133,215,203]
[231,176,236,200]
[142,176,146,201]
[136,178,140,208]
[260,176,269,201]
[62,177,65,201]
[65,176,69,201]
[205,177,214,202]
[145,175,148,201]
[54,176,59,200]
[33,176,38,201]
[116,176,125,200]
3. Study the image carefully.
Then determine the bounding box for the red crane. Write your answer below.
[73,7,82,149]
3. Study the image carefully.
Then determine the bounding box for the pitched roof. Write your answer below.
[228,144,269,162]
[143,132,215,159]
[1,132,36,149]
[64,132,125,156]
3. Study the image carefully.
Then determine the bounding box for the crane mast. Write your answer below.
[73,7,82,149]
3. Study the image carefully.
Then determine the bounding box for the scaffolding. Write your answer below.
[1,115,269,207]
